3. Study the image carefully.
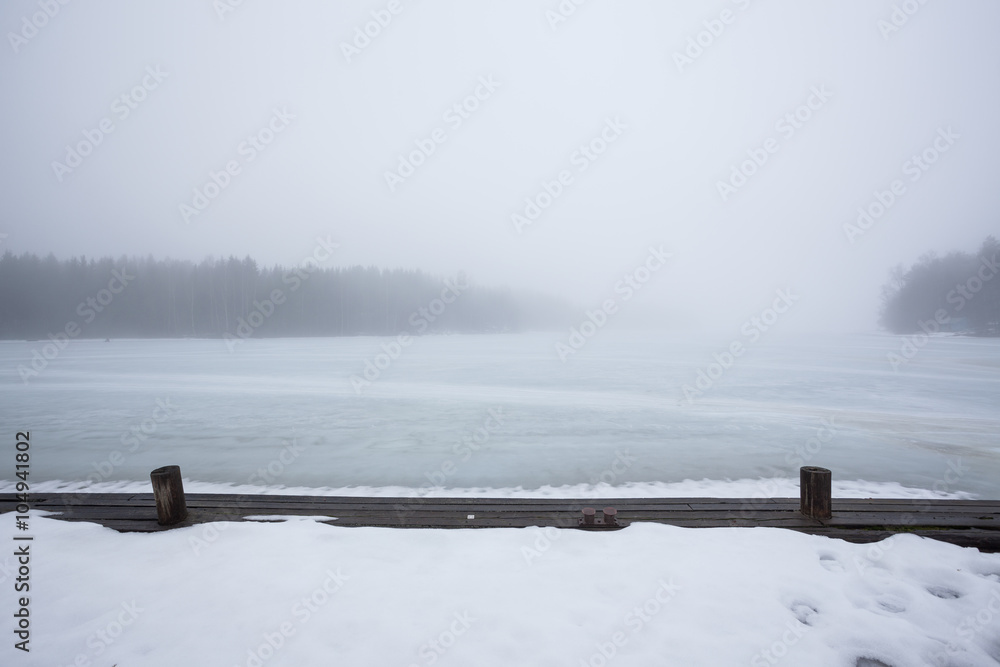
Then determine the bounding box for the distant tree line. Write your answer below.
[0,252,575,340]
[879,236,1000,335]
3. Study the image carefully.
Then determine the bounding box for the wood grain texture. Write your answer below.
[4,493,998,551]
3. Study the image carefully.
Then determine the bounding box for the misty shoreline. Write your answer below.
[7,329,1000,343]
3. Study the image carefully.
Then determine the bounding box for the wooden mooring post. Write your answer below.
[150,465,188,525]
[800,466,832,520]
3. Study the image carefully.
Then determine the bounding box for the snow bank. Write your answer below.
[3,513,1000,666]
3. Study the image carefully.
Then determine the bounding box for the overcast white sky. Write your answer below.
[1,0,998,333]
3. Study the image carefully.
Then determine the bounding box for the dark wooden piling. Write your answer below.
[150,465,188,525]
[800,466,832,520]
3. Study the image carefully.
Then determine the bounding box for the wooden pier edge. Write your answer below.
[1,466,997,552]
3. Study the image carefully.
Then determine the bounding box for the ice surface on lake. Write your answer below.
[0,331,997,497]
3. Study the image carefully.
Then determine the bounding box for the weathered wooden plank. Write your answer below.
[7,493,998,505]
[18,501,979,520]
[823,515,999,528]
[830,502,994,513]
[10,501,1000,523]
[23,498,993,516]
[40,506,1000,531]
[6,494,998,512]
[5,493,999,552]
[45,506,786,526]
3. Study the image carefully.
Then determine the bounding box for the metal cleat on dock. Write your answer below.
[578,506,626,530]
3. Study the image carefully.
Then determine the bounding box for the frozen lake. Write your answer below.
[1,332,998,497]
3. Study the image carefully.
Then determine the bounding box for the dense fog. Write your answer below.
[2,2,998,334]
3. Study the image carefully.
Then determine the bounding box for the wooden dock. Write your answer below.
[5,492,1000,552]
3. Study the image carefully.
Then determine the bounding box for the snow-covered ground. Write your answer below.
[3,513,1000,667]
